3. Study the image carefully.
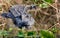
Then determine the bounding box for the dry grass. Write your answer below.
[0,0,60,38]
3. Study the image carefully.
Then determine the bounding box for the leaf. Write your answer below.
[34,0,38,2]
[17,31,24,37]
[9,28,13,31]
[39,30,55,38]
[51,27,57,33]
[0,30,3,36]
[43,0,53,4]
[2,31,8,36]
[0,30,8,36]
[39,3,48,8]
[27,31,36,36]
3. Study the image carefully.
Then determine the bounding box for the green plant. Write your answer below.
[43,0,53,4]
[51,27,58,33]
[39,30,55,38]
[34,0,39,2]
[39,0,53,8]
[31,0,53,8]
[9,28,13,31]
[0,30,8,36]
[27,31,36,36]
[17,31,25,37]
[39,3,48,8]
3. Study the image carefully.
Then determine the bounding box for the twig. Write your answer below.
[48,23,60,30]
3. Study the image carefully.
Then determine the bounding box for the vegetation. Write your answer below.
[0,0,60,38]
